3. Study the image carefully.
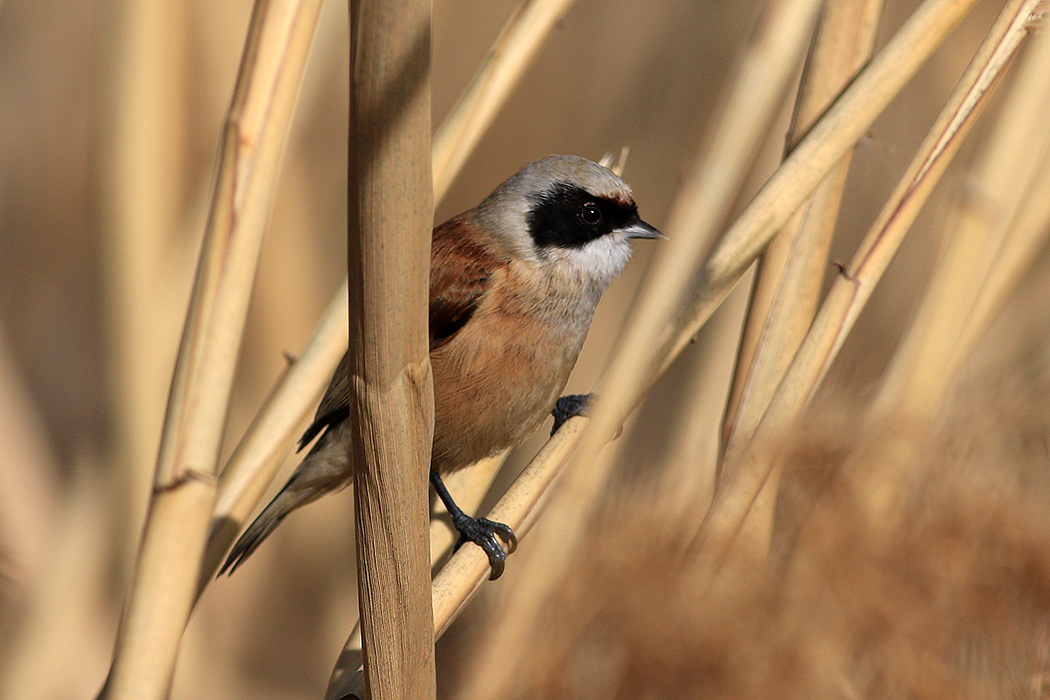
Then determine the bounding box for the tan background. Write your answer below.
[2,0,1043,698]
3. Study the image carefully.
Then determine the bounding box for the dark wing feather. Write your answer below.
[297,352,350,450]
[297,214,501,450]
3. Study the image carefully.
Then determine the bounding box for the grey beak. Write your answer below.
[623,219,665,240]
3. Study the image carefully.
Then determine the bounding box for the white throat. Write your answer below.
[540,234,634,303]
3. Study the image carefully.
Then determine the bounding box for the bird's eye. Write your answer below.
[581,203,602,225]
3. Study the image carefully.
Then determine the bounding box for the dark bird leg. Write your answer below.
[430,471,517,580]
[550,393,593,436]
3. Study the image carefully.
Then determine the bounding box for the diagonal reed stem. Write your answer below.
[96,1,324,699]
[431,0,577,197]
[693,0,1043,577]
[872,11,1050,427]
[717,0,885,560]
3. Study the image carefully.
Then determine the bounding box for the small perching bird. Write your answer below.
[220,155,660,580]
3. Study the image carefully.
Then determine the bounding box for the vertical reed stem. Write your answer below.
[348,0,436,697]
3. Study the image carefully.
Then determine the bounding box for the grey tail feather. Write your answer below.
[218,494,290,577]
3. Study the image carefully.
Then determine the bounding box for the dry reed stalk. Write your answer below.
[203,0,570,578]
[200,281,348,586]
[326,418,588,700]
[431,0,578,197]
[694,0,1042,576]
[101,0,192,572]
[717,0,884,558]
[872,15,1050,426]
[96,1,323,698]
[324,451,504,698]
[347,0,435,696]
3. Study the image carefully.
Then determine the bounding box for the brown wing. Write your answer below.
[428,214,502,351]
[298,213,502,450]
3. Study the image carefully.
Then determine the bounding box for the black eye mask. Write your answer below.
[526,181,640,250]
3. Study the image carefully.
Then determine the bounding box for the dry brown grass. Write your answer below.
[451,336,1050,700]
[1,0,1050,698]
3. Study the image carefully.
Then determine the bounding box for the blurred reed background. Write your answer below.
[2,0,1050,698]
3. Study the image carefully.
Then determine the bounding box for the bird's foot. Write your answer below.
[452,514,517,580]
[431,470,517,579]
[551,393,593,436]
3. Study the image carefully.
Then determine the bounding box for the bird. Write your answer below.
[219,154,661,580]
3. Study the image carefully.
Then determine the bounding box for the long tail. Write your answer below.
[218,468,340,579]
[218,484,298,579]
[220,424,353,575]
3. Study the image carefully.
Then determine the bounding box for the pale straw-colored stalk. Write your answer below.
[346,0,435,696]
[199,281,348,588]
[431,0,578,197]
[718,0,884,559]
[101,0,192,572]
[693,0,1042,576]
[841,15,1050,520]
[96,1,323,698]
[871,14,1050,426]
